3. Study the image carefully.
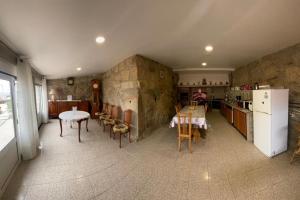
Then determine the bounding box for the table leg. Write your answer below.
[59,119,63,137]
[119,132,122,148]
[77,120,82,142]
[86,118,89,132]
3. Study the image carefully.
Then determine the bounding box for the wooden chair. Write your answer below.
[191,101,198,106]
[103,106,120,134]
[290,123,300,163]
[192,127,201,144]
[175,103,182,113]
[95,103,108,125]
[290,137,300,163]
[112,110,132,148]
[99,104,112,127]
[177,112,193,153]
[204,103,208,113]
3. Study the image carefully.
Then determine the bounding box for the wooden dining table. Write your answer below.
[59,111,90,142]
[170,105,207,129]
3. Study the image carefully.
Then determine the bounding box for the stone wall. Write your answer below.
[232,43,300,149]
[102,55,177,140]
[47,74,102,101]
[137,55,177,138]
[102,56,139,139]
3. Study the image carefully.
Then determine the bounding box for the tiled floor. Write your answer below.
[2,111,300,200]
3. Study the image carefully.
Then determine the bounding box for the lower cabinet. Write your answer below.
[221,102,253,142]
[48,101,90,118]
[49,101,59,118]
[226,106,233,124]
[233,108,247,137]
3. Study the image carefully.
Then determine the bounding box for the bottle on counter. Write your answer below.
[254,82,259,90]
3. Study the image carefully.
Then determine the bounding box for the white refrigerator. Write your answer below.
[253,89,289,157]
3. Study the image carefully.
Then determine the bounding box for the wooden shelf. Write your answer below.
[177,85,229,88]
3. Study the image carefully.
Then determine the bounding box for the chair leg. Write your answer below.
[178,137,181,152]
[128,131,131,143]
[119,133,122,148]
[189,138,192,153]
[291,152,296,164]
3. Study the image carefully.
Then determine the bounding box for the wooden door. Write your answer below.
[48,101,58,118]
[226,106,232,124]
[239,112,247,136]
[233,108,239,128]
[78,101,89,112]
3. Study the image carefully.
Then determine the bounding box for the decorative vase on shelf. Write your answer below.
[202,78,207,85]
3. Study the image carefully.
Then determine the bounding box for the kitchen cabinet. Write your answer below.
[48,100,90,118]
[220,101,253,142]
[233,108,247,137]
[225,105,233,124]
[49,101,59,118]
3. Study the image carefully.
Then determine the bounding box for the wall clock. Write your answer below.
[91,79,101,119]
[67,77,74,85]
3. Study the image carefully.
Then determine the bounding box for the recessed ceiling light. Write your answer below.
[205,45,213,52]
[76,67,82,71]
[95,36,105,44]
[201,62,207,66]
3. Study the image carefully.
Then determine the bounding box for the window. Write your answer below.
[0,79,15,150]
[35,85,42,127]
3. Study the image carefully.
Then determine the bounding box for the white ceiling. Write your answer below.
[0,0,299,78]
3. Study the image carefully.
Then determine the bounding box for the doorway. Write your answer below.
[0,73,19,194]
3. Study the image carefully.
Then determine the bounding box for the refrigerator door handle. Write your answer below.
[254,111,271,115]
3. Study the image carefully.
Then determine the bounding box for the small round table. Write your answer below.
[59,111,90,142]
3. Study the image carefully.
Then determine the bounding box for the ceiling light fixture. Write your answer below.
[76,67,82,71]
[201,62,207,66]
[95,36,105,44]
[205,45,213,52]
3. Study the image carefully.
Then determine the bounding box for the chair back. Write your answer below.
[123,110,132,128]
[175,105,180,113]
[176,112,192,137]
[191,101,198,106]
[204,103,208,113]
[111,106,119,119]
[107,104,112,115]
[103,103,108,113]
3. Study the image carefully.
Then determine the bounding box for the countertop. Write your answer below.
[222,101,252,113]
[48,100,83,102]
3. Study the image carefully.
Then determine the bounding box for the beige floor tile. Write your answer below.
[2,111,298,200]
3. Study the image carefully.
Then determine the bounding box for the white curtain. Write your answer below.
[16,59,39,160]
[41,77,49,123]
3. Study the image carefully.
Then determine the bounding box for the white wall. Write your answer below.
[0,59,16,77]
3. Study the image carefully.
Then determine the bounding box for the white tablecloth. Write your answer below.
[59,111,90,121]
[170,106,207,129]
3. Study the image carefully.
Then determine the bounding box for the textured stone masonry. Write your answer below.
[232,43,300,149]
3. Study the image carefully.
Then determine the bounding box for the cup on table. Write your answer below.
[72,106,77,111]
